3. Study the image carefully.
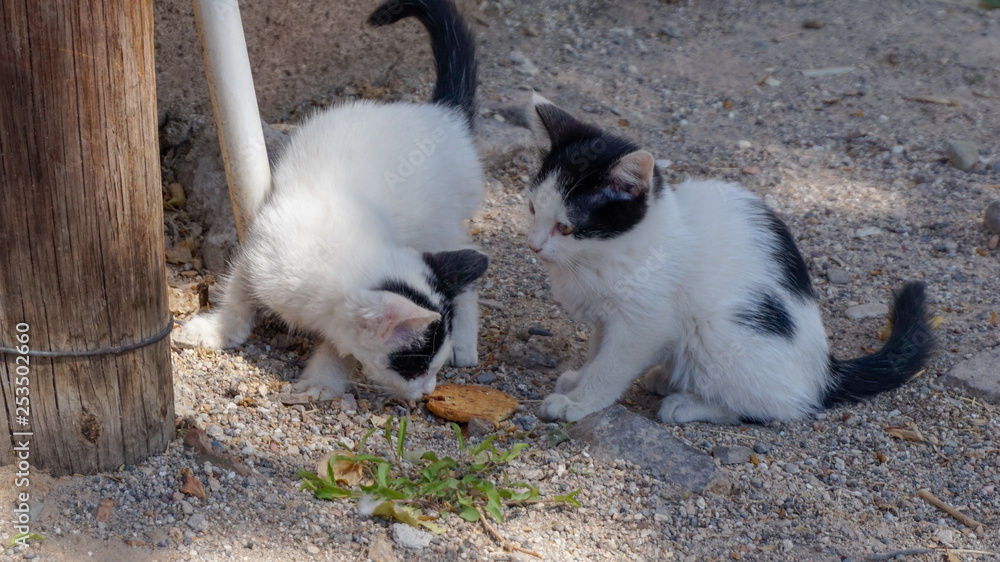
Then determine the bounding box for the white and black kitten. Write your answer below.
[181,0,487,400]
[526,94,932,424]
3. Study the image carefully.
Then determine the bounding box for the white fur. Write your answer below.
[182,100,484,400]
[528,175,831,423]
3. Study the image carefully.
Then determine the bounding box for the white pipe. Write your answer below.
[191,0,270,242]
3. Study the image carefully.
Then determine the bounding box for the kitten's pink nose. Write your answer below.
[529,243,541,253]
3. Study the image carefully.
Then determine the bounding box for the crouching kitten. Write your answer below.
[181,0,487,400]
[525,94,932,424]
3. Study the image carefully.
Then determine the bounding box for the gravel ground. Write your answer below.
[4,1,999,561]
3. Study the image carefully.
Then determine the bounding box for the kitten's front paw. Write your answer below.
[553,370,582,394]
[451,343,478,368]
[177,313,248,349]
[539,393,596,422]
[291,375,346,401]
[658,393,739,424]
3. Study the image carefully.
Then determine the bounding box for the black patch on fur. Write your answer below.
[369,0,478,126]
[533,103,664,239]
[422,249,489,298]
[378,279,450,381]
[749,200,816,299]
[735,291,796,340]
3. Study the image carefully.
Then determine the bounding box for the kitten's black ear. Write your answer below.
[608,150,656,197]
[532,93,600,148]
[423,249,489,297]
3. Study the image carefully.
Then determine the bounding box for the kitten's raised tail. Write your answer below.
[369,0,477,126]
[823,281,933,407]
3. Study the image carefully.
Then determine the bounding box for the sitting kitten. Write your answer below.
[181,0,487,400]
[525,94,932,424]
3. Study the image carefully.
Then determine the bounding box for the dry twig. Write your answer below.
[902,95,961,107]
[917,489,984,529]
[477,507,543,559]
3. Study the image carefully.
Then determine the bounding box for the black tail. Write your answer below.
[823,282,933,408]
[369,0,478,126]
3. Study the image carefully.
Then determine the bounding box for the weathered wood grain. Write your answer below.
[0,0,173,475]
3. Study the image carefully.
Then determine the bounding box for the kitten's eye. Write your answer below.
[528,201,535,215]
[556,222,574,236]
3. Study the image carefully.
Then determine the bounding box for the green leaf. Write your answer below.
[356,426,379,452]
[419,518,447,534]
[396,417,408,460]
[497,442,530,463]
[420,450,440,462]
[551,489,582,508]
[373,487,409,501]
[384,415,395,448]
[316,487,355,500]
[9,532,44,547]
[451,422,466,452]
[368,499,445,533]
[421,458,457,481]
[420,477,459,496]
[470,435,497,457]
[375,462,391,489]
[459,505,480,522]
[403,449,431,465]
[354,427,378,451]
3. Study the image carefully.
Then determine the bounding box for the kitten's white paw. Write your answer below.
[553,370,583,394]
[292,349,349,401]
[451,343,478,368]
[290,377,345,401]
[658,393,739,424]
[178,313,249,349]
[539,392,596,422]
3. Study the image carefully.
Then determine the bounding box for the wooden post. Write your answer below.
[0,0,174,475]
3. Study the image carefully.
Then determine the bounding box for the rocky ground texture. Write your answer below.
[4,0,1000,560]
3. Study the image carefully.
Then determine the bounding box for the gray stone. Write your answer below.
[205,424,224,440]
[474,117,538,170]
[475,372,497,384]
[201,220,239,274]
[145,528,170,545]
[466,417,494,437]
[508,50,539,75]
[28,501,44,523]
[712,445,753,465]
[845,302,889,320]
[827,268,850,284]
[179,500,194,515]
[170,326,201,349]
[941,347,1000,404]
[187,155,240,273]
[187,513,208,533]
[391,523,432,549]
[853,226,882,238]
[945,140,979,172]
[753,442,770,455]
[567,405,732,494]
[367,536,397,562]
[985,201,1000,235]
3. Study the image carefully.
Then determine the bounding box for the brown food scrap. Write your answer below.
[181,475,208,500]
[96,498,115,523]
[886,426,925,443]
[425,384,518,425]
